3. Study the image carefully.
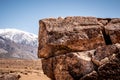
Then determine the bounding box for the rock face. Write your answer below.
[38,17,105,58]
[38,16,120,80]
[105,18,120,44]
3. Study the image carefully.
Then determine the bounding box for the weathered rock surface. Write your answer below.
[38,16,120,80]
[42,50,95,80]
[38,17,105,58]
[105,18,120,44]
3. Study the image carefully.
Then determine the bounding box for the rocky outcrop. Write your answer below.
[105,18,120,44]
[38,16,120,80]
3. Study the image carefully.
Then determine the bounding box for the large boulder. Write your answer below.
[38,16,105,58]
[38,16,120,80]
[80,44,120,80]
[41,44,120,80]
[105,18,120,44]
[42,50,95,80]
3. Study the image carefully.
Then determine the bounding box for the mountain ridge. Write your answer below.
[0,28,38,47]
[0,28,38,59]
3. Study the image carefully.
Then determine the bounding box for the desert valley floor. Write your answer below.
[0,58,50,80]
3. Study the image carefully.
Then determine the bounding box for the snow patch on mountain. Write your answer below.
[0,29,38,47]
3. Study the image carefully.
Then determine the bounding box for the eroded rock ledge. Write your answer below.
[38,16,120,80]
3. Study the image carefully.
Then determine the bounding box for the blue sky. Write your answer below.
[0,0,120,35]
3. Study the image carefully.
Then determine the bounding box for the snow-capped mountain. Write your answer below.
[0,29,38,47]
[0,29,38,59]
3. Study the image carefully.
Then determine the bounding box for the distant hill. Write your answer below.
[0,29,38,59]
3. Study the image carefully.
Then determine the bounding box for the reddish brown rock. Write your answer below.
[81,44,120,80]
[80,71,98,80]
[42,58,55,80]
[42,44,120,80]
[91,44,119,66]
[42,50,95,80]
[97,18,110,26]
[98,47,120,80]
[38,16,105,58]
[105,18,120,44]
[38,16,120,80]
[98,60,120,80]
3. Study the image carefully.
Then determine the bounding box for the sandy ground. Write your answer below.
[0,58,50,80]
[19,72,49,80]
